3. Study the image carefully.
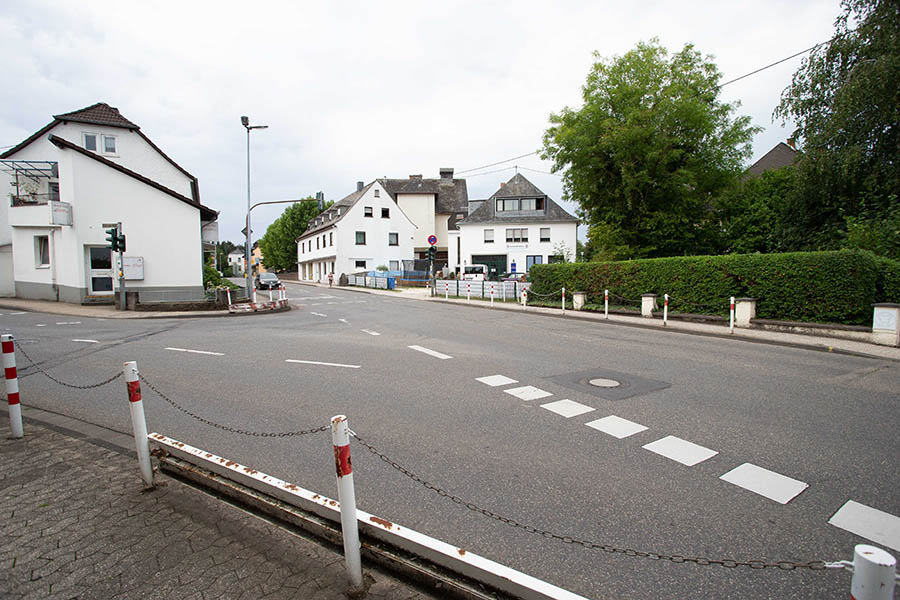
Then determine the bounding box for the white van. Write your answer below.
[462,264,488,281]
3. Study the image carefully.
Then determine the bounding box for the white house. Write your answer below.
[0,103,218,303]
[457,173,577,278]
[227,247,245,275]
[297,180,417,281]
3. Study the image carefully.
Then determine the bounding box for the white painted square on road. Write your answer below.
[476,375,518,387]
[719,463,808,504]
[504,386,552,401]
[642,435,718,466]
[586,415,648,438]
[829,500,900,552]
[541,399,594,418]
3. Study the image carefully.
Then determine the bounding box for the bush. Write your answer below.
[203,263,238,290]
[529,250,897,325]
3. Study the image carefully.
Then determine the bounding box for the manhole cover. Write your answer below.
[589,378,620,388]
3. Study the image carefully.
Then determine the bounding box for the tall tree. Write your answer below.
[543,39,758,260]
[258,198,330,271]
[774,0,899,252]
[215,240,237,272]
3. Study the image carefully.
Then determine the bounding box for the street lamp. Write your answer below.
[241,115,268,297]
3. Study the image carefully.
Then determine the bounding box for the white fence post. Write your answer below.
[604,289,609,319]
[1,335,23,439]
[729,296,735,334]
[663,294,669,326]
[123,361,153,487]
[331,415,363,591]
[561,287,566,312]
[850,544,895,600]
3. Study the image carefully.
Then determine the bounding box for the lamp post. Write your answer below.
[241,115,268,297]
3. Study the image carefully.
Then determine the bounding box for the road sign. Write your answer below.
[427,235,437,246]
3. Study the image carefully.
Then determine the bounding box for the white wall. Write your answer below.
[396,193,435,249]
[458,222,577,272]
[0,245,12,296]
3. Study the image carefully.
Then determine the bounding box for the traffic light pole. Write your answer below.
[117,221,126,311]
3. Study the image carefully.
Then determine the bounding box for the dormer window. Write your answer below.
[83,133,97,152]
[103,135,117,154]
[496,197,544,212]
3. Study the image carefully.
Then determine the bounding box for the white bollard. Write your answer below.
[562,287,566,312]
[850,544,896,600]
[663,294,669,326]
[253,288,258,304]
[604,289,609,319]
[522,288,527,310]
[502,282,506,302]
[1,335,24,439]
[331,415,363,591]
[729,296,735,334]
[268,288,273,303]
[491,283,494,306]
[445,281,449,300]
[123,361,153,487]
[467,283,471,303]
[226,287,232,306]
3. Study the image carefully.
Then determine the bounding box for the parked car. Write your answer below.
[500,272,526,282]
[255,272,281,289]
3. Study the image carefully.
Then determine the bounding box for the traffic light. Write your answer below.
[105,227,118,251]
[426,246,436,260]
[116,233,126,252]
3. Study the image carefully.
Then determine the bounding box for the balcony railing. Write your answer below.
[11,193,58,206]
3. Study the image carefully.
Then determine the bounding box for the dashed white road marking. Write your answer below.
[164,347,225,356]
[72,339,99,344]
[361,329,381,336]
[586,415,648,439]
[719,463,808,504]
[642,435,718,466]
[829,500,900,552]
[36,324,46,327]
[56,321,81,325]
[541,399,594,418]
[309,303,323,306]
[338,318,349,324]
[10,312,26,315]
[310,312,328,317]
[476,375,518,387]
[327,302,337,305]
[285,359,360,369]
[504,385,552,401]
[408,345,452,360]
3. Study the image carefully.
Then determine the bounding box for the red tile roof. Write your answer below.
[53,102,139,129]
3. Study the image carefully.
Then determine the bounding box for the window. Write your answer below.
[356,231,366,245]
[355,260,366,268]
[526,255,543,270]
[496,197,543,212]
[484,229,494,243]
[49,182,60,202]
[301,242,305,254]
[388,232,398,246]
[364,207,373,217]
[83,133,97,152]
[329,232,333,246]
[322,234,326,247]
[506,228,528,243]
[382,207,390,218]
[316,237,320,250]
[103,135,117,154]
[374,189,380,198]
[548,254,566,264]
[540,228,551,242]
[35,236,49,267]
[389,260,399,271]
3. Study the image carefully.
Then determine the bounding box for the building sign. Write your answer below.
[116,256,145,280]
[49,201,73,226]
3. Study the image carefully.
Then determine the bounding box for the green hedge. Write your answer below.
[529,250,900,325]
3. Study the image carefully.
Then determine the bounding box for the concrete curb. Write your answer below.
[0,298,294,320]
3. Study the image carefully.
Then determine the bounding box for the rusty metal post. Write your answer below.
[2,335,23,438]
[663,294,669,326]
[729,296,735,334]
[123,361,153,487]
[604,289,609,319]
[331,415,363,591]
[850,545,896,600]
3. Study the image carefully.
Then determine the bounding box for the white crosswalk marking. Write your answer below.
[504,386,552,401]
[541,400,594,418]
[361,329,381,336]
[476,375,518,387]
[586,415,648,438]
[829,500,900,552]
[642,436,717,466]
[719,463,808,504]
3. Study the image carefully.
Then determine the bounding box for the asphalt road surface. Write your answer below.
[3,284,898,599]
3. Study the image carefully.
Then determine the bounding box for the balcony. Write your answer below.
[9,199,72,227]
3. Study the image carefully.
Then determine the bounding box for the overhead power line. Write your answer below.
[456,151,539,174]
[714,37,835,92]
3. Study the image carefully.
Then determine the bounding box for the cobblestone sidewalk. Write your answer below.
[0,424,433,599]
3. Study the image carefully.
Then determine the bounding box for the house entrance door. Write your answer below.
[88,247,114,295]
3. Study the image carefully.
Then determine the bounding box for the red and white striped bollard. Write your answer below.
[663,293,669,326]
[123,361,153,487]
[1,335,23,438]
[467,282,471,303]
[522,288,527,310]
[490,283,495,306]
[604,289,609,319]
[226,287,232,306]
[331,415,363,591]
[729,296,735,334]
[562,287,566,312]
[849,544,895,600]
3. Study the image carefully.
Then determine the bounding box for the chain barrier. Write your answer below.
[137,372,330,438]
[350,431,845,573]
[13,340,123,389]
[666,296,727,314]
[526,287,563,298]
[607,291,642,307]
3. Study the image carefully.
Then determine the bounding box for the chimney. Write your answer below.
[500,182,506,188]
[439,167,454,180]
[409,174,423,180]
[356,181,364,192]
[786,137,796,150]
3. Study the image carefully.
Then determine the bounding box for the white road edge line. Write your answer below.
[310,312,328,317]
[164,347,225,356]
[408,345,452,360]
[361,329,381,336]
[72,339,99,344]
[285,359,360,369]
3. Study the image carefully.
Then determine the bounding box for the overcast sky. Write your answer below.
[1,1,839,245]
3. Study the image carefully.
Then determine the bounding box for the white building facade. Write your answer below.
[297,181,417,281]
[0,103,217,303]
[457,173,578,278]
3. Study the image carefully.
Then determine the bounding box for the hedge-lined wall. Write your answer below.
[529,250,900,325]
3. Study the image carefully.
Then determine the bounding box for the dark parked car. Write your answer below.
[255,272,281,289]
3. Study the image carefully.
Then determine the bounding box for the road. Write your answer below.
[3,283,899,599]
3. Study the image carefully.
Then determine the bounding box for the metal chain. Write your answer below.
[137,372,330,438]
[526,287,563,298]
[13,340,123,389]
[351,432,840,572]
